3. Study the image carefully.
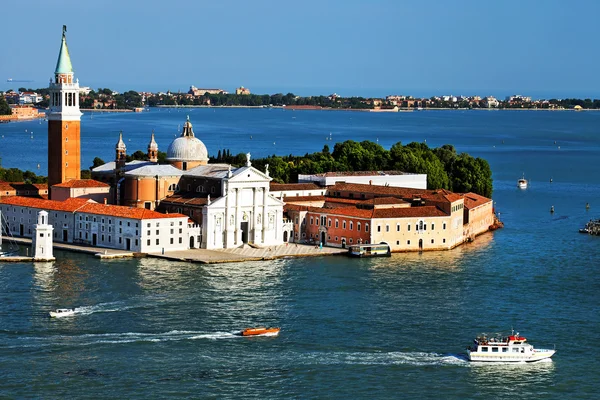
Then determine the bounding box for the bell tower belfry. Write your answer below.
[47,25,82,195]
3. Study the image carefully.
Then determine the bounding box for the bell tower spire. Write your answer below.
[47,25,82,196]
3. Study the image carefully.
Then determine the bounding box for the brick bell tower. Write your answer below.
[47,25,82,196]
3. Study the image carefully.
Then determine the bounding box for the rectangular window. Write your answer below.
[396,240,400,245]
[492,347,499,353]
[407,240,410,245]
[502,348,508,353]
[357,222,361,231]
[335,220,339,228]
[443,222,446,230]
[119,237,122,244]
[170,238,174,244]
[170,229,174,234]
[386,225,389,232]
[147,230,151,236]
[310,217,313,225]
[350,222,353,231]
[135,239,139,246]
[156,230,159,235]
[377,225,381,232]
[431,239,434,244]
[482,347,489,352]
[397,224,400,232]
[179,237,182,244]
[147,239,151,246]
[179,228,182,234]
[365,224,369,232]
[156,239,160,245]
[443,238,446,243]
[431,223,435,230]
[328,219,331,227]
[408,225,411,231]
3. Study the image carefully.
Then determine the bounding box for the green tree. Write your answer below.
[0,95,11,115]
[90,157,106,170]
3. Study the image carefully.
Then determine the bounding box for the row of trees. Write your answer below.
[147,92,375,109]
[0,167,47,183]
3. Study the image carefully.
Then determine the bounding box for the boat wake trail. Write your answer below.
[299,351,468,367]
[4,330,239,350]
[72,301,136,316]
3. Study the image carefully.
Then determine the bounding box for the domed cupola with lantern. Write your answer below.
[166,116,209,170]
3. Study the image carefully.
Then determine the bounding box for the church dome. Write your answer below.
[166,117,209,163]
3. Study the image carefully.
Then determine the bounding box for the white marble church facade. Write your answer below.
[201,159,285,249]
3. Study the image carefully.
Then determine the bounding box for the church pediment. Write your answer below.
[228,166,271,182]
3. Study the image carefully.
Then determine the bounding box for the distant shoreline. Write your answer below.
[152,105,600,112]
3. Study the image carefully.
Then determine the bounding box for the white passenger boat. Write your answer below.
[517,174,528,189]
[49,308,75,318]
[467,331,555,362]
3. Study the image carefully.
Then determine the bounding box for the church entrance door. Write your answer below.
[241,222,249,244]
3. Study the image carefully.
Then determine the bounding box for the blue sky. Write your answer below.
[1,0,599,98]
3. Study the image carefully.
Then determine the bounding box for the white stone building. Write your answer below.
[0,197,193,253]
[298,171,427,189]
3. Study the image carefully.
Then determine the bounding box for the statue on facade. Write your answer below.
[246,152,251,167]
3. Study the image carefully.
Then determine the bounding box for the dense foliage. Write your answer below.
[0,167,47,183]
[0,95,11,115]
[211,141,493,198]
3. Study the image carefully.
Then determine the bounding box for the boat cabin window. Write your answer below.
[513,341,521,344]
[481,347,488,352]
[512,348,519,353]
[492,347,499,352]
[502,348,508,352]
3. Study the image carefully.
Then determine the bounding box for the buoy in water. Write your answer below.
[586,203,590,210]
[550,178,553,183]
[550,206,555,213]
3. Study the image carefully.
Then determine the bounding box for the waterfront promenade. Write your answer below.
[1,237,346,264]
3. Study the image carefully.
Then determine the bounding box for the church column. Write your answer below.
[252,187,258,243]
[224,183,231,247]
[262,187,268,243]
[235,188,241,245]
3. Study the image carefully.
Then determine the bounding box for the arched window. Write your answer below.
[196,186,204,193]
[168,184,180,192]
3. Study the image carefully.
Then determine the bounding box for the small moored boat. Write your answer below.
[517,174,528,189]
[239,327,280,337]
[49,308,75,318]
[467,330,555,362]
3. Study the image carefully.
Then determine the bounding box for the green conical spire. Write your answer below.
[55,25,73,74]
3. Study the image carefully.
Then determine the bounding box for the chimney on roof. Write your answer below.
[369,180,372,185]
[104,197,107,205]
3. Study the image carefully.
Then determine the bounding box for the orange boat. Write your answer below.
[240,327,280,337]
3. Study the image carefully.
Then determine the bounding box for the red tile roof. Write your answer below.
[372,206,447,218]
[357,197,408,206]
[0,196,91,212]
[52,179,110,188]
[0,196,187,220]
[462,192,492,209]
[270,183,322,191]
[283,195,326,203]
[78,202,187,220]
[330,182,464,204]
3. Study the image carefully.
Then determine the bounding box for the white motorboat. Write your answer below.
[517,174,528,189]
[467,331,555,362]
[49,308,75,318]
